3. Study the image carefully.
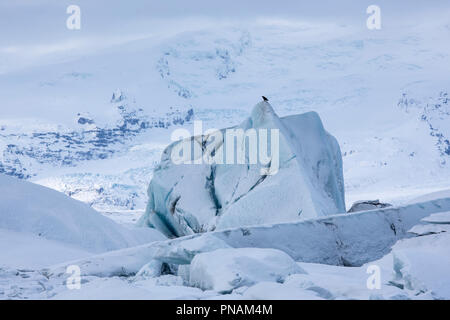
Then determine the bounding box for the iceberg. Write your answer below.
[139,101,346,237]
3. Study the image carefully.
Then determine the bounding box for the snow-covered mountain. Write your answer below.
[0,87,193,211]
[398,91,450,162]
[0,90,193,179]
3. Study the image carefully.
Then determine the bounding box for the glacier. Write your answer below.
[139,100,346,237]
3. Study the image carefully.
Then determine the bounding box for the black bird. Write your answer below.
[262,96,269,102]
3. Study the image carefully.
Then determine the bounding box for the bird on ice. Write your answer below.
[262,96,269,102]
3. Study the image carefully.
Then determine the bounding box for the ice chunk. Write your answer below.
[407,210,450,235]
[212,196,450,266]
[408,223,450,236]
[281,262,409,300]
[134,260,164,279]
[189,248,306,293]
[390,233,450,299]
[153,233,232,264]
[421,211,450,224]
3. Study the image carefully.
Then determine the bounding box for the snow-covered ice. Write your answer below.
[189,248,305,293]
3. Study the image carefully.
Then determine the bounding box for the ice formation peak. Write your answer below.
[250,101,278,128]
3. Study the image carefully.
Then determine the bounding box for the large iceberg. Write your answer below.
[139,101,346,237]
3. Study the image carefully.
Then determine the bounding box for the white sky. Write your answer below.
[1,0,449,71]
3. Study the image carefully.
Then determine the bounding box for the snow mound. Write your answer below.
[0,228,91,268]
[0,174,165,253]
[140,101,345,237]
[189,248,305,293]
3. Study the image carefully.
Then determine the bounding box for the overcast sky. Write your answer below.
[0,0,449,72]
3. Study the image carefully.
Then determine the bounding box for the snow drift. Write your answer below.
[0,174,165,253]
[139,101,345,237]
